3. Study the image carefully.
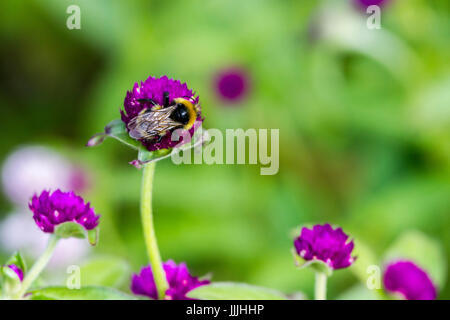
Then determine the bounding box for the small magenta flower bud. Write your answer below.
[354,0,389,10]
[131,260,209,300]
[214,67,250,103]
[7,264,24,282]
[29,190,100,233]
[294,223,356,270]
[383,260,437,300]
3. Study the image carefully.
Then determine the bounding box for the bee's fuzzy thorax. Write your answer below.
[121,76,202,151]
[173,98,198,131]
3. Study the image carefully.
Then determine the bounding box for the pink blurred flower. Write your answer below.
[1,146,89,207]
[383,260,437,300]
[354,0,390,10]
[214,67,250,103]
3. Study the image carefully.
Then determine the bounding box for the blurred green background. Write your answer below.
[0,0,449,299]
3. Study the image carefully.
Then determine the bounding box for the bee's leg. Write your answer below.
[137,98,158,106]
[138,108,149,115]
[156,130,168,143]
[150,105,163,111]
[137,104,163,114]
[163,91,170,108]
[138,106,159,115]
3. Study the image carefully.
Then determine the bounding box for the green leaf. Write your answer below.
[29,286,136,300]
[86,119,141,150]
[187,282,287,300]
[54,222,99,246]
[85,133,106,147]
[292,249,333,276]
[87,228,99,246]
[131,147,173,168]
[383,230,447,288]
[88,119,208,168]
[54,222,86,239]
[336,284,382,300]
[79,257,130,288]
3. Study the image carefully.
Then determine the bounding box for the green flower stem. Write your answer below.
[141,162,168,299]
[15,234,59,299]
[314,271,327,300]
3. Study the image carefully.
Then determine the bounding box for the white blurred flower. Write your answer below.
[1,145,89,207]
[0,211,89,268]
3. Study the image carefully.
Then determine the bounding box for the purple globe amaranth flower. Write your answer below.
[29,190,100,233]
[294,223,356,270]
[383,260,437,300]
[214,67,250,103]
[120,76,202,151]
[131,260,209,300]
[7,264,23,281]
[354,0,389,10]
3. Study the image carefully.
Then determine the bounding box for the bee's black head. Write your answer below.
[171,103,190,124]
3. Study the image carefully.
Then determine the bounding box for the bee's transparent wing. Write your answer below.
[127,106,181,140]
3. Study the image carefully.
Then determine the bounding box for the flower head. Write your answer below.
[131,260,209,300]
[120,76,201,151]
[354,0,389,10]
[7,264,23,281]
[214,67,250,103]
[383,260,437,300]
[29,190,100,233]
[294,223,355,270]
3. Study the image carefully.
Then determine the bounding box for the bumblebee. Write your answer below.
[127,91,200,143]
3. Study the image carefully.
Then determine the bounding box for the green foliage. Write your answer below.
[29,286,136,300]
[87,119,141,150]
[87,228,99,246]
[54,222,86,239]
[1,267,21,298]
[293,250,333,277]
[87,118,207,167]
[54,222,99,246]
[79,257,130,288]
[350,239,378,284]
[336,284,380,300]
[187,282,288,300]
[0,252,26,298]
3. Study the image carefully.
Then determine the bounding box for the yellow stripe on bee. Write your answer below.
[174,98,197,130]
